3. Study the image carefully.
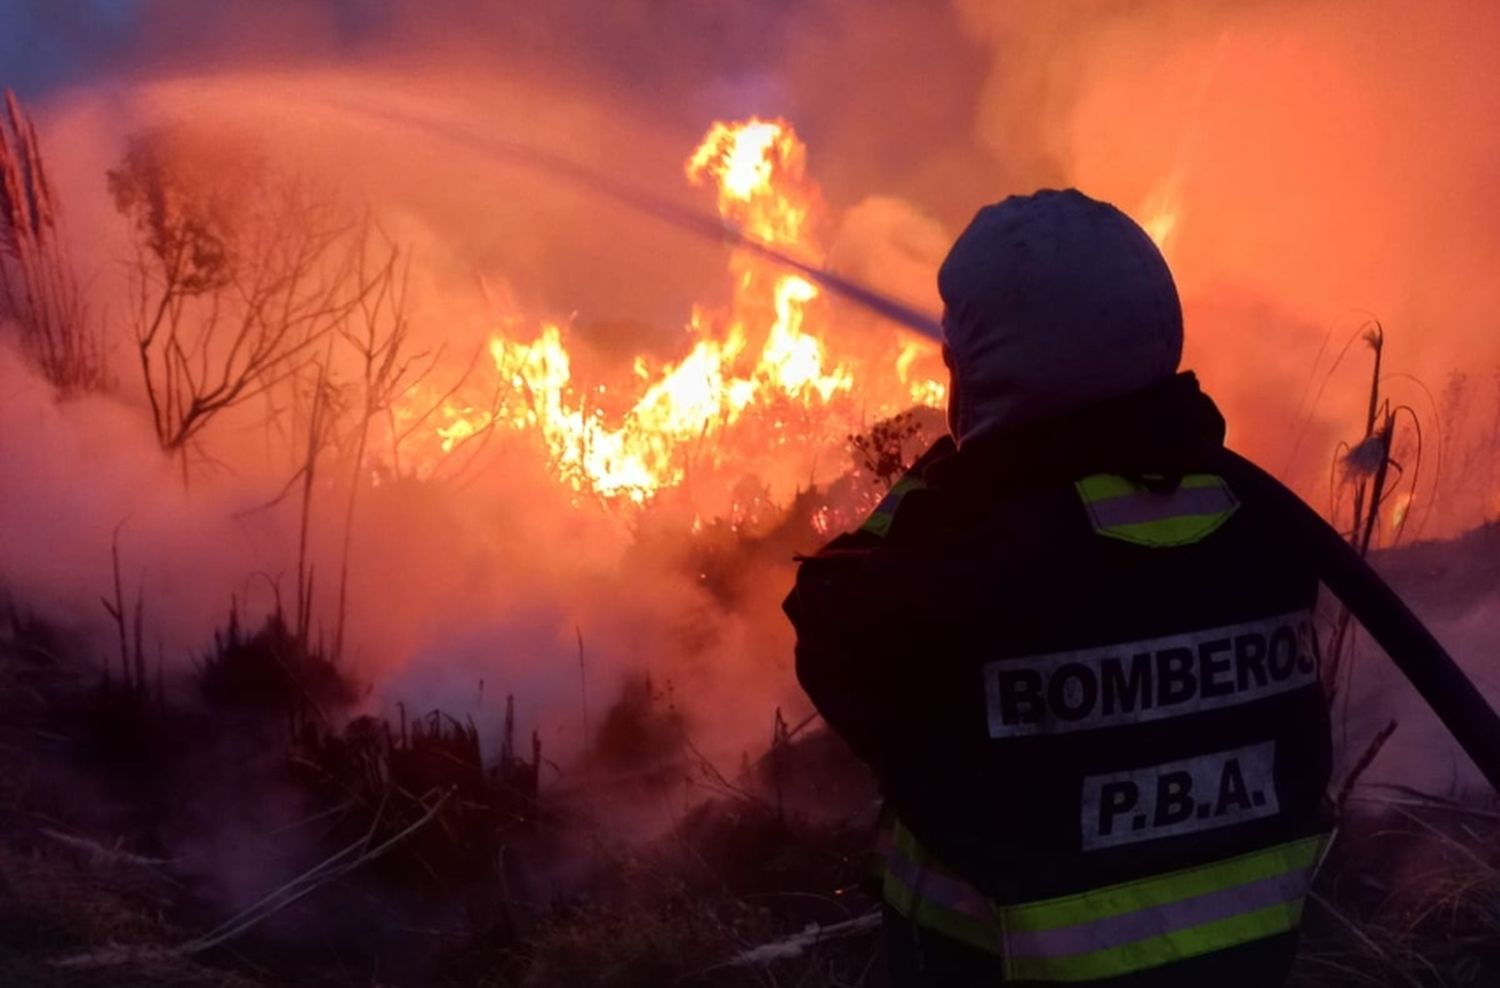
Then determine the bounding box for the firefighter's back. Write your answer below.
[789,188,1336,986]
[864,385,1333,986]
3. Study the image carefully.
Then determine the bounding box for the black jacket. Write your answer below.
[785,374,1334,979]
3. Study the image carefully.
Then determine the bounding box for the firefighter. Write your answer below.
[785,189,1335,985]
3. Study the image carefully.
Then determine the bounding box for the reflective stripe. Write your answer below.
[885,863,1003,955]
[887,833,993,918]
[999,835,1325,982]
[882,818,1326,981]
[1006,902,1306,982]
[1005,870,1308,955]
[1001,835,1323,930]
[1088,485,1239,529]
[1076,473,1239,548]
[884,821,1001,954]
[860,474,925,538]
[1076,473,1226,500]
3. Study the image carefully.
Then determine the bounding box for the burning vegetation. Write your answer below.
[2,3,1500,985]
[400,115,944,514]
[0,90,945,986]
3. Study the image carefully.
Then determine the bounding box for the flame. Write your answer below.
[1389,491,1414,533]
[897,340,948,407]
[435,404,487,453]
[1140,181,1181,253]
[685,118,811,247]
[1143,207,1178,250]
[396,118,945,509]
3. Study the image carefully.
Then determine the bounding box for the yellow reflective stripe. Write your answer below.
[859,474,926,538]
[1075,473,1225,501]
[884,820,1002,953]
[884,819,1324,978]
[1093,512,1235,548]
[1005,900,1305,982]
[1000,836,1325,932]
[884,865,1003,955]
[1076,474,1133,500]
[1075,473,1238,548]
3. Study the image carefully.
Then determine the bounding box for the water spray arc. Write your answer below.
[316,97,946,342]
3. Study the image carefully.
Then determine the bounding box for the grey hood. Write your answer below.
[937,188,1184,445]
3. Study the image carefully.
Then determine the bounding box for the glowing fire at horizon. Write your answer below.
[403,117,945,508]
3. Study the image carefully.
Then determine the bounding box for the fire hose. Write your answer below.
[1219,448,1500,794]
[317,97,946,341]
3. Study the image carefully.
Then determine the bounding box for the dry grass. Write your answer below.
[0,840,264,987]
[0,90,104,396]
[3,592,1498,987]
[1293,789,1500,987]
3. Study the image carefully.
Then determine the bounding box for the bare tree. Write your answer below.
[108,128,370,480]
[220,215,506,666]
[328,229,507,656]
[0,89,104,395]
[332,230,416,661]
[385,341,509,486]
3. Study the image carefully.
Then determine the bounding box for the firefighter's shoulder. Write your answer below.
[857,436,958,543]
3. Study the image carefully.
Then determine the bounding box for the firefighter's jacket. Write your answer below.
[785,372,1333,984]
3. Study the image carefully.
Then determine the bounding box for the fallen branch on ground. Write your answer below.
[40,827,175,868]
[727,910,881,967]
[51,786,454,969]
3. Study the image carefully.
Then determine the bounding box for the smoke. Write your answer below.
[1341,597,1500,795]
[943,4,1500,795]
[828,197,949,321]
[0,49,839,775]
[0,343,291,660]
[2,0,1500,821]
[952,1,1500,531]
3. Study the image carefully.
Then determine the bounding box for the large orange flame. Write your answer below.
[402,118,945,510]
[685,117,812,248]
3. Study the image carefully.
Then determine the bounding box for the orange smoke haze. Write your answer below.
[3,1,1500,778]
[952,2,1500,535]
[1,69,953,767]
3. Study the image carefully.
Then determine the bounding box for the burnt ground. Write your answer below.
[0,526,1496,986]
[0,602,891,987]
[1374,522,1500,622]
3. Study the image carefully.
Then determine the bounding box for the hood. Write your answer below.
[938,188,1184,444]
